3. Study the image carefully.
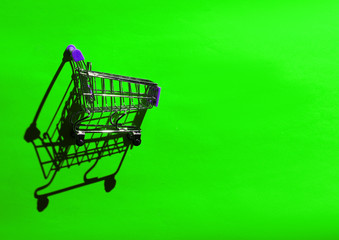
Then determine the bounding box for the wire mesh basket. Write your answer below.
[68,45,161,146]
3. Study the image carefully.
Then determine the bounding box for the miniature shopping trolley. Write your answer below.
[67,45,160,146]
[24,45,160,211]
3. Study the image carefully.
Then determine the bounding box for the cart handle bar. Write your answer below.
[155,87,161,107]
[65,44,84,62]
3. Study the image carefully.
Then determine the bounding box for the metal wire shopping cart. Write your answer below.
[68,45,160,146]
[24,45,160,211]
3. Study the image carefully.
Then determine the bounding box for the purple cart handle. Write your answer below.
[72,49,85,62]
[66,44,76,52]
[155,87,161,107]
[65,44,85,62]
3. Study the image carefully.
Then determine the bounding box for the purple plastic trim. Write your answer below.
[155,86,161,107]
[66,44,76,52]
[72,49,85,62]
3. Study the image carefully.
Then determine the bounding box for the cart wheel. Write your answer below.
[104,175,116,193]
[37,196,49,212]
[75,134,85,146]
[132,135,141,146]
[127,134,142,146]
[133,138,142,146]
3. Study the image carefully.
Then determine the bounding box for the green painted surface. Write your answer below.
[1,0,339,239]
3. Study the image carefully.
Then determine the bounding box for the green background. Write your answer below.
[1,0,339,239]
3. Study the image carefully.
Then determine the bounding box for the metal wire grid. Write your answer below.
[33,58,154,178]
[75,70,158,113]
[35,86,132,179]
